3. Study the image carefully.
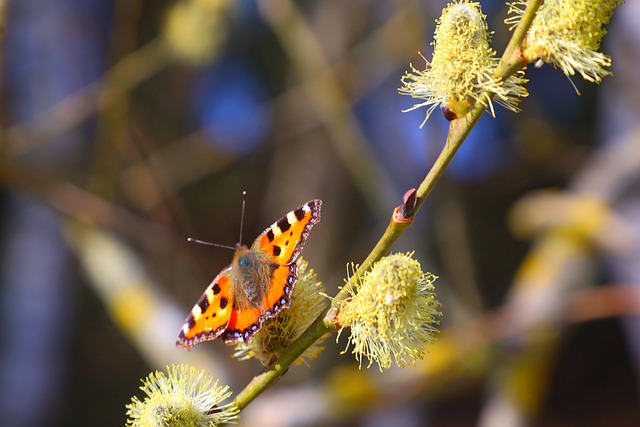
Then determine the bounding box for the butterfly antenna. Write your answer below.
[187,238,235,251]
[238,191,247,245]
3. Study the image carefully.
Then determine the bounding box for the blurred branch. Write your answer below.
[269,4,426,142]
[571,127,640,198]
[84,0,238,245]
[434,185,484,316]
[63,222,234,385]
[4,38,170,157]
[0,159,175,249]
[258,0,397,219]
[478,128,640,426]
[119,131,235,212]
[509,190,636,256]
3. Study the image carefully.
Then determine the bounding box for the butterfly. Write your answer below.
[177,199,322,350]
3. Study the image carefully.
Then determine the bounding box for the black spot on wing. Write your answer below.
[266,228,275,243]
[277,217,291,233]
[273,245,282,257]
[212,283,221,294]
[219,297,229,309]
[294,207,306,221]
[198,295,209,313]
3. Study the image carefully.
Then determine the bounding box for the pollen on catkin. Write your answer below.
[126,364,239,427]
[507,0,624,84]
[233,258,328,366]
[336,253,442,371]
[400,0,527,126]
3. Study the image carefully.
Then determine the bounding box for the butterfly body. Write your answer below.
[177,200,321,350]
[230,245,274,309]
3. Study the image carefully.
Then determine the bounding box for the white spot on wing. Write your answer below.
[191,305,202,318]
[287,211,297,224]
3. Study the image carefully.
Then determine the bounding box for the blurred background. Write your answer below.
[1,0,639,426]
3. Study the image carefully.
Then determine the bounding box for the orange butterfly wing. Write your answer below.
[176,268,234,350]
[253,199,322,265]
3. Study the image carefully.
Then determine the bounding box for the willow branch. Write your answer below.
[233,1,542,411]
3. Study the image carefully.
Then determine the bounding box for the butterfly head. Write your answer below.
[234,247,254,269]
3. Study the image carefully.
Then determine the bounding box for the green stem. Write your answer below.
[497,0,542,78]
[233,0,542,412]
[232,102,485,412]
[233,314,329,410]
[331,0,543,301]
[330,99,485,306]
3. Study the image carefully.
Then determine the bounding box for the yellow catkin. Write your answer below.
[337,253,442,371]
[508,0,624,83]
[233,258,328,366]
[126,365,239,427]
[400,0,527,126]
